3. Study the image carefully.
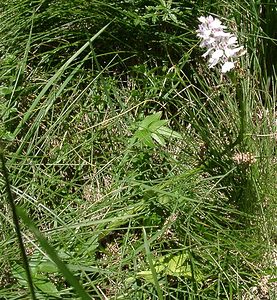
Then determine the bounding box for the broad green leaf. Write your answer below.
[37,261,59,273]
[34,274,60,297]
[139,112,162,129]
[157,126,182,139]
[0,131,15,141]
[151,133,166,146]
[125,276,136,285]
[134,128,149,139]
[169,13,178,23]
[0,86,13,96]
[137,270,156,284]
[166,253,191,276]
[12,264,28,286]
[132,112,182,147]
[13,260,60,296]
[134,128,155,147]
[148,119,168,132]
[154,252,190,276]
[137,251,204,283]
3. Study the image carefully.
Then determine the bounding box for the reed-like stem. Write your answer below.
[0,149,36,300]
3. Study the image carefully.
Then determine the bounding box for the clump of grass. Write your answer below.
[0,0,276,299]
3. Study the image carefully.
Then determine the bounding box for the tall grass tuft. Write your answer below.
[0,0,276,298]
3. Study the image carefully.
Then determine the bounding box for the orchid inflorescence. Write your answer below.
[197,15,246,73]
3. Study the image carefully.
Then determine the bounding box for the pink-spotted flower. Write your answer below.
[197,15,246,73]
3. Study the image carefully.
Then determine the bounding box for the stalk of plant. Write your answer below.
[0,147,36,300]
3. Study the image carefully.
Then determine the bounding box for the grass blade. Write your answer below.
[143,227,164,300]
[13,22,110,138]
[0,149,36,300]
[16,207,91,300]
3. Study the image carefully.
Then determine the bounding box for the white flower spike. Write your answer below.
[197,15,246,73]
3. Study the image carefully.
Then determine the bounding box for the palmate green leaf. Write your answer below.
[134,112,182,147]
[134,128,155,147]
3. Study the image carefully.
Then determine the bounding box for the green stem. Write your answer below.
[236,81,246,147]
[224,78,245,153]
[0,149,36,300]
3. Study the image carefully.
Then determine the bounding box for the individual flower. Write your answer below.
[197,15,246,73]
[221,61,235,73]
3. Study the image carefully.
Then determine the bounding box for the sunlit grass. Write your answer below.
[0,0,276,298]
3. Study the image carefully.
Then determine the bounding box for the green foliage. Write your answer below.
[133,112,182,147]
[137,251,203,283]
[13,262,61,298]
[0,0,276,299]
